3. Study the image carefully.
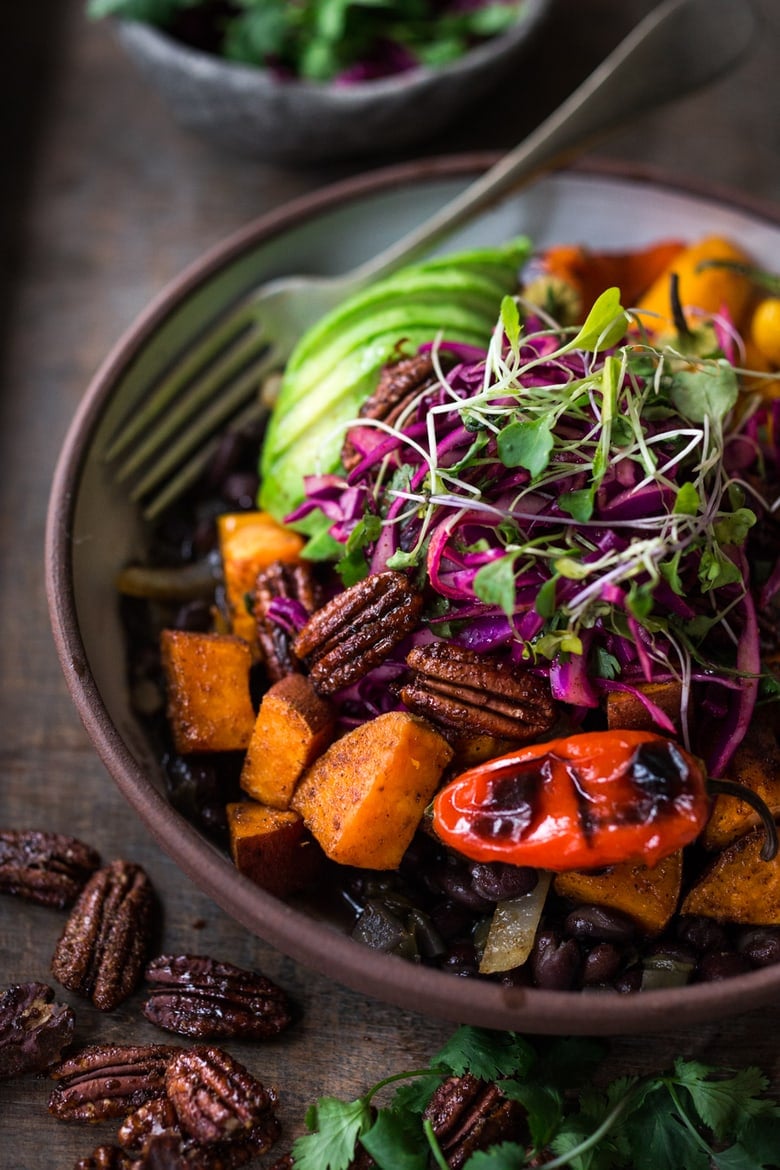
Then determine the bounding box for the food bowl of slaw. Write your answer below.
[103,0,553,161]
[46,156,780,1033]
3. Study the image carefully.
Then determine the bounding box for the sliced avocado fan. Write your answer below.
[258,237,531,536]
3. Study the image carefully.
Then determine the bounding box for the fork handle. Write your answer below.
[350,0,755,286]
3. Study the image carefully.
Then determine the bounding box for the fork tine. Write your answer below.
[113,323,273,483]
[104,297,259,465]
[127,345,280,503]
[140,395,270,522]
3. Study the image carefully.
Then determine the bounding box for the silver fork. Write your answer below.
[105,0,755,520]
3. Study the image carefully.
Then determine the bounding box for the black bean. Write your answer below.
[613,966,642,994]
[206,431,247,488]
[436,866,494,913]
[440,942,479,976]
[736,927,780,968]
[582,942,622,986]
[428,898,474,942]
[469,862,538,903]
[675,915,729,955]
[564,904,638,945]
[531,930,581,990]
[696,950,752,982]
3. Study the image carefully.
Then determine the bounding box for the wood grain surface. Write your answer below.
[1,2,779,1166]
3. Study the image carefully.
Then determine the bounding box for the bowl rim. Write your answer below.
[46,153,780,1035]
[113,0,554,96]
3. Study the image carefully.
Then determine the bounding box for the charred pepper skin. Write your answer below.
[432,729,709,871]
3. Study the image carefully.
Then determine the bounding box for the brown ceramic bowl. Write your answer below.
[46,155,780,1034]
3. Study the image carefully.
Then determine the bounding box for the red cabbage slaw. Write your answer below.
[287,287,780,777]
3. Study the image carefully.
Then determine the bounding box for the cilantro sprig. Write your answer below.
[291,1027,780,1170]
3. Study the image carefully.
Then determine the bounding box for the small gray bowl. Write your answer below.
[113,2,552,162]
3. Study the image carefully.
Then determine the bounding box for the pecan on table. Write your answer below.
[48,1043,181,1122]
[51,859,155,1011]
[118,1096,181,1156]
[423,1072,528,1170]
[0,828,101,908]
[293,570,423,696]
[141,954,292,1040]
[165,1046,279,1150]
[135,1132,262,1170]
[254,560,321,683]
[401,642,557,742]
[0,981,75,1078]
[74,1146,130,1170]
[341,352,439,472]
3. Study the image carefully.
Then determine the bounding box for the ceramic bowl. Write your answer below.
[46,155,780,1034]
[112,2,552,162]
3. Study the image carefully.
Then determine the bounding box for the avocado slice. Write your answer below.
[259,237,530,529]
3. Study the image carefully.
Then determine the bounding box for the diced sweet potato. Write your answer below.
[605,680,683,734]
[227,801,321,898]
[217,511,304,646]
[240,674,336,809]
[680,829,780,925]
[160,629,255,754]
[553,851,683,936]
[703,712,780,850]
[290,710,454,870]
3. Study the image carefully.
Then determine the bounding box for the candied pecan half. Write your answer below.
[141,954,292,1040]
[254,560,321,683]
[48,1043,180,1122]
[51,859,155,1011]
[0,828,101,908]
[293,571,423,695]
[401,643,557,742]
[138,1132,261,1170]
[74,1146,129,1170]
[165,1046,279,1149]
[424,1073,527,1169]
[341,353,438,472]
[0,981,75,1078]
[118,1096,181,1155]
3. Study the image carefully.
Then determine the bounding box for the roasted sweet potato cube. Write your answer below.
[554,851,683,936]
[703,713,780,850]
[606,680,683,734]
[217,511,304,646]
[681,829,780,924]
[227,801,321,898]
[160,629,255,754]
[291,710,454,870]
[240,674,336,809]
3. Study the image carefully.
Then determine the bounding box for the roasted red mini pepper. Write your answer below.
[432,729,709,871]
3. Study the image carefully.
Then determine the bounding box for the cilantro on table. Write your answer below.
[291,1026,780,1169]
[86,0,527,82]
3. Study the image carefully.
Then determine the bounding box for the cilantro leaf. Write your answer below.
[433,1027,536,1081]
[462,1141,528,1168]
[293,1095,373,1170]
[672,1061,773,1140]
[360,1106,429,1170]
[499,1081,563,1150]
[623,1087,711,1170]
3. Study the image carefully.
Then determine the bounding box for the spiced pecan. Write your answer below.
[423,1073,527,1169]
[0,828,101,908]
[165,1046,279,1149]
[0,981,75,1078]
[401,642,557,741]
[141,954,292,1040]
[293,571,423,695]
[51,859,155,1011]
[341,353,438,472]
[118,1096,180,1155]
[48,1043,181,1122]
[254,560,321,682]
[136,1132,260,1170]
[74,1145,129,1170]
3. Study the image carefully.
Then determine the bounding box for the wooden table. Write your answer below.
[1,2,779,1166]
